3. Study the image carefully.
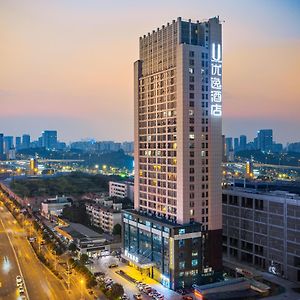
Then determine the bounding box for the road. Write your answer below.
[0,202,71,300]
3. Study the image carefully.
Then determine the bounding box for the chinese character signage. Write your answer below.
[210,43,222,116]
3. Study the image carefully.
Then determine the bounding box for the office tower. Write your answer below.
[234,137,239,153]
[257,129,273,152]
[287,142,300,153]
[223,187,300,282]
[15,136,21,151]
[0,133,4,158]
[38,136,43,148]
[239,135,247,151]
[272,143,283,153]
[42,130,58,149]
[123,17,223,290]
[22,134,31,149]
[225,137,233,157]
[253,137,258,150]
[4,136,14,155]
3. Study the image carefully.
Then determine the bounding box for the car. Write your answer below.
[108,263,118,268]
[133,294,142,300]
[16,276,23,287]
[122,294,130,300]
[182,297,193,300]
[143,286,152,293]
[88,290,94,295]
[19,286,25,294]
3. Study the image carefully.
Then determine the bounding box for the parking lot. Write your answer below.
[87,255,184,300]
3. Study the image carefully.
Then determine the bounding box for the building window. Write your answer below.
[192,238,198,246]
[179,261,185,270]
[189,51,194,57]
[192,259,198,267]
[179,228,185,235]
[179,239,185,248]
[189,68,194,74]
[192,251,198,257]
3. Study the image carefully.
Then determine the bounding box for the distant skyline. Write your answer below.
[1,0,300,144]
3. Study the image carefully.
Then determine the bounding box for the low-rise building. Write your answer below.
[76,237,121,258]
[222,187,300,283]
[41,195,72,219]
[85,201,122,234]
[122,210,204,290]
[109,181,134,201]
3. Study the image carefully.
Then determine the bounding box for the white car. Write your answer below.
[19,286,25,294]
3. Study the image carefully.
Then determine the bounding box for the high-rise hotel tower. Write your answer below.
[122,17,223,290]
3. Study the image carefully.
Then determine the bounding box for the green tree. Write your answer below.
[112,224,122,236]
[68,242,77,252]
[80,253,89,265]
[110,283,124,299]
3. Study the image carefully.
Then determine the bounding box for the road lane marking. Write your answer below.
[0,211,30,300]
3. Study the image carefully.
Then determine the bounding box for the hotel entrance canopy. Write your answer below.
[121,250,155,269]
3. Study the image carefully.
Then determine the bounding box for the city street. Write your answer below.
[0,200,100,300]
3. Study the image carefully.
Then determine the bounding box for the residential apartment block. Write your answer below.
[86,200,122,234]
[109,181,134,201]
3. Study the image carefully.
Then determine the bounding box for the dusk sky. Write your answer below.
[0,0,299,144]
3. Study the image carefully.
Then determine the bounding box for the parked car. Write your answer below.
[16,275,23,287]
[108,263,118,268]
[133,294,142,300]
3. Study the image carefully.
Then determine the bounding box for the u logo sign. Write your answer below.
[211,43,221,62]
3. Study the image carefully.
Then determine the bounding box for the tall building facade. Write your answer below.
[4,136,14,155]
[239,135,247,151]
[123,17,223,290]
[42,130,57,149]
[257,129,273,152]
[233,137,239,153]
[0,133,4,159]
[22,134,31,149]
[15,136,21,151]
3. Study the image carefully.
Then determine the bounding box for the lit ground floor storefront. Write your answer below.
[122,209,209,290]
